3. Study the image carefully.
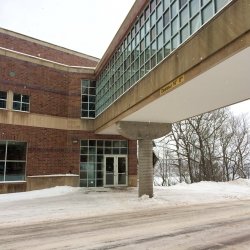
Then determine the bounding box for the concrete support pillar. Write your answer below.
[116,121,172,198]
[138,139,153,198]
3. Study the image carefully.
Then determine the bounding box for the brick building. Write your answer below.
[0,0,236,194]
[0,28,137,193]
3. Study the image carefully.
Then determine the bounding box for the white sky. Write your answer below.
[0,0,249,114]
[0,0,135,58]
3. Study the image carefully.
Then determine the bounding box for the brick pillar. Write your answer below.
[138,139,153,198]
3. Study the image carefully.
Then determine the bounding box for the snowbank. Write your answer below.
[0,179,250,227]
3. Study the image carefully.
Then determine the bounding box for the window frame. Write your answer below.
[0,91,7,110]
[12,93,30,112]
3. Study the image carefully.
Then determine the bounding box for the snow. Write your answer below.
[1,179,250,227]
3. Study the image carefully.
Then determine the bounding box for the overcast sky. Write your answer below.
[0,0,249,115]
[0,0,135,58]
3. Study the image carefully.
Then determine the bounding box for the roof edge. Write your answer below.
[0,27,100,62]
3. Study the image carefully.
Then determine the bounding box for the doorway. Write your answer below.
[104,155,127,186]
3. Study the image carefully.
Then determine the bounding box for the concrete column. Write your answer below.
[116,121,172,198]
[138,139,153,198]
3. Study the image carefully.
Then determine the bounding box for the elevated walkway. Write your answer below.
[94,0,250,135]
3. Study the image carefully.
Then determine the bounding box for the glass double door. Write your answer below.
[104,155,127,186]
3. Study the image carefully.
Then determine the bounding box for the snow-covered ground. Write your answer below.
[1,179,250,227]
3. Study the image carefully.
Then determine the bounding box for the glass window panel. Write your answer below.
[82,95,88,102]
[180,6,189,27]
[163,9,170,27]
[171,0,178,17]
[181,24,190,43]
[0,142,6,160]
[151,26,156,40]
[140,27,145,39]
[21,103,29,112]
[201,0,211,6]
[89,111,95,118]
[179,0,187,9]
[145,6,150,20]
[151,55,156,68]
[151,11,156,26]
[0,162,4,181]
[151,0,156,11]
[157,18,163,35]
[191,14,201,34]
[13,94,21,102]
[215,0,229,12]
[164,42,171,56]
[7,142,26,161]
[5,162,25,181]
[22,95,29,103]
[190,0,200,17]
[157,48,164,63]
[81,140,88,146]
[96,179,103,187]
[157,33,163,49]
[121,148,128,154]
[156,3,162,18]
[88,179,95,187]
[145,19,150,33]
[81,147,88,154]
[80,155,87,162]
[82,80,90,87]
[13,102,21,111]
[151,40,157,55]
[120,141,128,147]
[145,47,151,61]
[0,91,7,100]
[171,17,179,35]
[172,34,180,50]
[164,0,170,10]
[145,61,150,73]
[164,26,171,43]
[80,179,87,187]
[202,2,213,24]
[145,33,150,47]
[0,100,6,109]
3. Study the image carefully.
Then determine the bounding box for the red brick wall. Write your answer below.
[0,55,94,118]
[0,124,137,177]
[0,32,99,67]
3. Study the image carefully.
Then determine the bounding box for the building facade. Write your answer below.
[0,0,233,193]
[0,29,137,193]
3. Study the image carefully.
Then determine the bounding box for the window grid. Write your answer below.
[81,80,96,119]
[80,140,128,187]
[0,91,7,109]
[13,93,30,112]
[96,0,231,115]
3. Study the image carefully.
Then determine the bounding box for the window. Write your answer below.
[0,91,7,109]
[81,80,96,118]
[13,93,30,112]
[80,140,128,187]
[0,141,27,182]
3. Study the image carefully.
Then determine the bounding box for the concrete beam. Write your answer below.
[116,121,172,140]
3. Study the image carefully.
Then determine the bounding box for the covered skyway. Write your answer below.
[94,0,250,197]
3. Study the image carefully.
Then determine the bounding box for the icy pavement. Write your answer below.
[1,179,250,227]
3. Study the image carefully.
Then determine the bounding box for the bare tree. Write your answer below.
[154,108,250,185]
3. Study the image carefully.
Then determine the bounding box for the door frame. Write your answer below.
[103,155,128,187]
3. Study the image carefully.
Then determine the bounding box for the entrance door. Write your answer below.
[104,155,127,186]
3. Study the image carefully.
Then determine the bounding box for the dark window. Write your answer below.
[13,93,30,112]
[0,141,26,182]
[0,91,7,109]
